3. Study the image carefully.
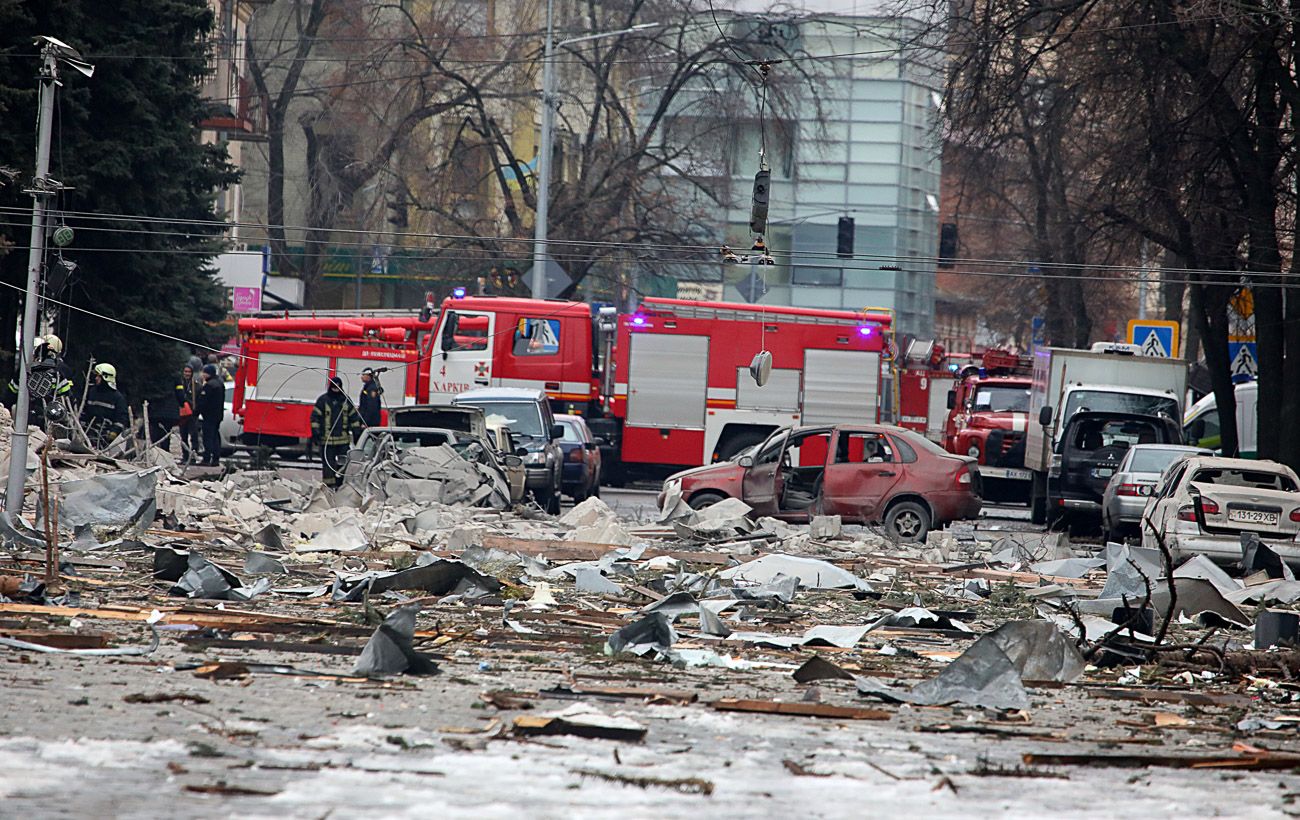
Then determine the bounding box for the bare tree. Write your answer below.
[910,0,1300,467]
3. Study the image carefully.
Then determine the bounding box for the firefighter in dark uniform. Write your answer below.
[6,334,73,427]
[80,363,129,449]
[175,363,202,463]
[358,368,383,429]
[310,376,362,488]
[197,363,225,467]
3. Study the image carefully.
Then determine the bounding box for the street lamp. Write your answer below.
[530,14,660,301]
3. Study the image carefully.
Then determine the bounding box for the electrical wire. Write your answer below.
[0,207,1298,288]
[0,10,1258,69]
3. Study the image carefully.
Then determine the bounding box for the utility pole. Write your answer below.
[4,38,92,516]
[530,19,660,301]
[530,0,556,301]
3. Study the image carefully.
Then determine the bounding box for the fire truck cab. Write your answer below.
[425,297,596,408]
[943,349,1033,502]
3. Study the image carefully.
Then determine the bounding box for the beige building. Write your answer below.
[198,0,266,240]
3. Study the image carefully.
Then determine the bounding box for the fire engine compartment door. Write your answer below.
[429,310,495,402]
[735,367,800,412]
[255,353,330,403]
[627,334,708,428]
[801,350,879,425]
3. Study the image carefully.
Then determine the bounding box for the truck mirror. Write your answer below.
[1038,406,1054,427]
[946,390,956,410]
[440,312,458,357]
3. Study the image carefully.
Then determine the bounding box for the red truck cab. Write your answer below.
[943,350,1033,502]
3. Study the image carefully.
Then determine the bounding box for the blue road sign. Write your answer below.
[1127,320,1179,358]
[1228,341,1258,383]
[1031,316,1045,347]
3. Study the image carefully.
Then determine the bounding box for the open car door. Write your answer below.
[741,430,788,517]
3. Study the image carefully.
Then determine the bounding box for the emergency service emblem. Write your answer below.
[474,361,489,378]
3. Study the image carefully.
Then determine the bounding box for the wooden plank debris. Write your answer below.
[711,698,891,720]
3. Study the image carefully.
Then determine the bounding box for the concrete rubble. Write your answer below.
[4,417,1300,813]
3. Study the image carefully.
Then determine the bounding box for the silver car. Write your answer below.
[1101,444,1212,542]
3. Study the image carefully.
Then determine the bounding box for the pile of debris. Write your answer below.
[5,411,1300,801]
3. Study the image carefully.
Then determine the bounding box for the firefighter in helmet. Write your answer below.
[80,363,129,448]
[6,334,73,427]
[310,376,362,488]
[358,368,383,429]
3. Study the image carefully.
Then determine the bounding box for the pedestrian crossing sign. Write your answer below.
[1126,319,1180,358]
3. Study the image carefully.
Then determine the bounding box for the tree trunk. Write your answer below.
[265,111,297,278]
[1191,280,1238,456]
[1162,249,1185,324]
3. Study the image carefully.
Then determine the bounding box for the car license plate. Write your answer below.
[1229,508,1279,526]
[1093,468,1114,478]
[978,467,1031,480]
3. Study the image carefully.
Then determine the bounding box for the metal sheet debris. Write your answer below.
[352,605,440,677]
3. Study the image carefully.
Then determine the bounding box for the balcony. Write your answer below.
[199,75,265,140]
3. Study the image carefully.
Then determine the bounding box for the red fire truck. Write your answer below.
[233,296,892,477]
[941,349,1033,502]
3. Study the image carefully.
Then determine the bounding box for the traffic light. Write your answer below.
[836,216,854,258]
[749,169,770,235]
[939,222,958,268]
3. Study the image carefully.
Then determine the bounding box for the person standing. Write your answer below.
[7,334,73,427]
[358,368,383,429]
[80,363,128,449]
[175,363,202,463]
[310,376,361,488]
[197,363,225,467]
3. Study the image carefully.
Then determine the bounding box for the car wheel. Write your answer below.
[688,491,726,510]
[885,501,930,543]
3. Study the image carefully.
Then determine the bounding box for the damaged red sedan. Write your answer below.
[660,424,982,542]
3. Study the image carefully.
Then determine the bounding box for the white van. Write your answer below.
[1182,381,1258,458]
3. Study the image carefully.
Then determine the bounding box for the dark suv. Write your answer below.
[1047,411,1183,528]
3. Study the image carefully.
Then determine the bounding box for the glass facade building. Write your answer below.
[716,16,942,337]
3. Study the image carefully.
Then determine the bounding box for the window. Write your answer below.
[753,430,789,465]
[1160,461,1190,497]
[1064,390,1178,421]
[1070,419,1161,452]
[465,401,545,438]
[1185,411,1221,450]
[1191,468,1298,492]
[390,430,452,450]
[835,432,895,464]
[1129,448,1197,474]
[793,265,843,287]
[972,386,1029,413]
[788,430,831,467]
[442,311,488,352]
[512,317,560,356]
[558,420,585,444]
